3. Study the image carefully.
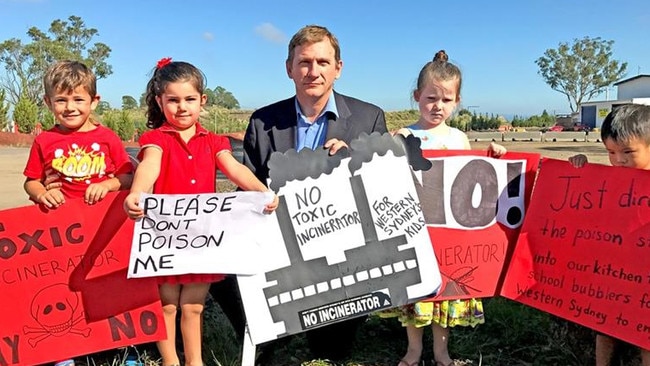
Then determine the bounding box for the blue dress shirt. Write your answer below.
[295,96,339,151]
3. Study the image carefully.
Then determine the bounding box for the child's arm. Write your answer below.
[84,173,133,205]
[217,151,279,213]
[394,127,411,137]
[23,139,64,208]
[24,178,65,208]
[123,147,162,219]
[569,154,588,168]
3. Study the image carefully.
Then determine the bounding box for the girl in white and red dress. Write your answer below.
[383,50,506,366]
[123,58,278,366]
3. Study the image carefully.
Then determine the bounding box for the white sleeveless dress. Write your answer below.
[378,123,485,328]
[406,124,467,150]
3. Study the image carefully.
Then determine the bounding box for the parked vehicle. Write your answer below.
[572,123,591,132]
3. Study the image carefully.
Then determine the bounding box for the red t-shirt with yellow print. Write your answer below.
[23,125,133,199]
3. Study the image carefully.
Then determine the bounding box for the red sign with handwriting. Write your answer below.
[418,150,539,300]
[0,192,164,366]
[501,158,650,349]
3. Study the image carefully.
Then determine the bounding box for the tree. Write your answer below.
[457,108,472,116]
[213,86,240,109]
[0,89,9,131]
[448,112,471,131]
[13,92,39,133]
[116,110,135,141]
[122,95,138,110]
[101,109,119,132]
[0,15,112,107]
[536,36,627,113]
[204,88,216,106]
[139,92,147,109]
[40,107,56,130]
[95,100,111,115]
[540,109,555,125]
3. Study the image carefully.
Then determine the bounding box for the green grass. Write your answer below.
[82,296,643,366]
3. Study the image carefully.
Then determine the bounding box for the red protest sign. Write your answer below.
[418,150,539,300]
[501,158,650,349]
[0,192,164,366]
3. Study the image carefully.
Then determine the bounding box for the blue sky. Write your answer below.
[1,0,648,117]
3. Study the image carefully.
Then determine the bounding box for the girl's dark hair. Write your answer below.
[145,60,206,129]
[415,50,462,99]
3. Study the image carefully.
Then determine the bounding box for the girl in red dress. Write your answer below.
[123,58,278,366]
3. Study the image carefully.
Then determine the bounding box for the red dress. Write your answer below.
[23,125,133,199]
[138,122,232,284]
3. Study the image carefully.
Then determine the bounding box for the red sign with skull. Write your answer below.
[0,191,164,365]
[27,283,90,347]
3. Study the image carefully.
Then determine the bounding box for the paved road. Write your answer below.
[0,147,32,209]
[0,139,607,210]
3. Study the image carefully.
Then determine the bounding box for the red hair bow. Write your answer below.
[156,57,172,69]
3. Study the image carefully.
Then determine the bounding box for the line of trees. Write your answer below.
[385,108,508,132]
[510,110,557,128]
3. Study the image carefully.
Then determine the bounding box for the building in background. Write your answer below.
[578,75,650,129]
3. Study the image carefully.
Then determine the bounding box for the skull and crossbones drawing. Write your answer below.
[23,283,91,348]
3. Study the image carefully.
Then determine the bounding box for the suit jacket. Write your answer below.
[243,91,387,184]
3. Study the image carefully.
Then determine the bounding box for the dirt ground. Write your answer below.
[473,139,608,163]
[0,139,608,210]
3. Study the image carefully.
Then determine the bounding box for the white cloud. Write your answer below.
[254,23,286,44]
[203,32,214,41]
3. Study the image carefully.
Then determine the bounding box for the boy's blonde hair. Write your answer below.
[43,60,97,98]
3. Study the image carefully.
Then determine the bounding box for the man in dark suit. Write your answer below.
[210,24,387,362]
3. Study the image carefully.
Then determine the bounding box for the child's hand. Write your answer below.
[264,193,279,214]
[84,182,110,205]
[124,192,144,219]
[488,142,507,158]
[569,154,588,168]
[43,171,63,191]
[37,189,65,208]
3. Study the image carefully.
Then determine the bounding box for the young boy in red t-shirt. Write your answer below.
[23,60,133,208]
[23,60,134,366]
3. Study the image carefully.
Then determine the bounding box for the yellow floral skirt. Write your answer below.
[378,298,485,328]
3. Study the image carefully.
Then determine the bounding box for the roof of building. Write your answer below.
[614,74,650,85]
